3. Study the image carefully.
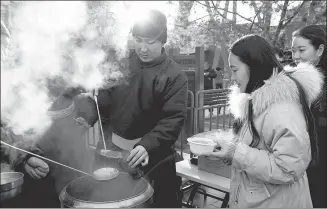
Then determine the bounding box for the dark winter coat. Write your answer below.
[97,48,188,156]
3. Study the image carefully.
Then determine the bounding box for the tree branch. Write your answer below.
[250,0,262,25]
[249,5,263,32]
[205,0,215,20]
[174,23,211,33]
[208,0,236,46]
[312,4,327,24]
[262,1,273,39]
[188,14,211,24]
[222,0,229,20]
[194,0,251,34]
[175,1,195,28]
[232,0,237,24]
[273,0,289,46]
[196,0,263,30]
[281,0,306,27]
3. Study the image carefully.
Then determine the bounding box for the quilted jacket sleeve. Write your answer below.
[1,127,43,170]
[232,103,311,184]
[135,72,188,154]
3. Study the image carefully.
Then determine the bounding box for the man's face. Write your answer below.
[133,36,163,62]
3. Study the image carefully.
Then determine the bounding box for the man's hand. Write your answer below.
[127,145,149,168]
[24,157,49,179]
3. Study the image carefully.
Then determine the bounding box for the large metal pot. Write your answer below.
[59,172,154,208]
[0,172,24,202]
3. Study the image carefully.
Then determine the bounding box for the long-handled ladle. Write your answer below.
[1,141,118,181]
[93,89,107,151]
[0,140,92,177]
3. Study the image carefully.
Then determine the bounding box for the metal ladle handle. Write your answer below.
[93,89,107,150]
[0,140,92,177]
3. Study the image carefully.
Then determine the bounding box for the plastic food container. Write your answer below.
[187,137,216,156]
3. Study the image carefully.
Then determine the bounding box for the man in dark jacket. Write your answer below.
[1,87,98,208]
[95,10,188,208]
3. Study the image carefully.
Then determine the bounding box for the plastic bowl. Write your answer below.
[187,137,216,156]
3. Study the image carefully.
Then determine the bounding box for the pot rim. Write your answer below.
[0,172,24,192]
[59,173,154,208]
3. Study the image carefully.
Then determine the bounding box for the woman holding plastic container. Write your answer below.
[204,34,323,208]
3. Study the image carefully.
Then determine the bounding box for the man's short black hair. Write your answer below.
[132,10,167,44]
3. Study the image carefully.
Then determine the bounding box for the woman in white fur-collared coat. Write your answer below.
[204,35,324,208]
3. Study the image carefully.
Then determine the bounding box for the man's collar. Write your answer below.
[136,48,167,68]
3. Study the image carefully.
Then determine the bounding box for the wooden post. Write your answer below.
[195,46,204,133]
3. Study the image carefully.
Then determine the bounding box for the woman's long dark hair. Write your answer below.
[230,35,284,147]
[230,34,319,165]
[287,75,319,166]
[291,24,326,166]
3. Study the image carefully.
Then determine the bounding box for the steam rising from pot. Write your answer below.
[1,1,129,137]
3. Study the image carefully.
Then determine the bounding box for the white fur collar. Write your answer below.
[229,62,324,120]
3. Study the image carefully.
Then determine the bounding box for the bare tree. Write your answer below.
[273,0,289,46]
[250,0,262,25]
[232,1,237,25]
[175,1,195,29]
[170,0,325,50]
[223,0,229,22]
[262,1,273,39]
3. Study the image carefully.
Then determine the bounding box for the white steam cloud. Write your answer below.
[1,1,128,137]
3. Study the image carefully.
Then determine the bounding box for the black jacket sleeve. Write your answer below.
[134,73,188,153]
[1,127,43,170]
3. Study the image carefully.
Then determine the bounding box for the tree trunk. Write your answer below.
[173,1,194,49]
[250,0,262,27]
[307,0,317,24]
[262,1,273,39]
[273,0,289,47]
[205,0,215,21]
[222,0,229,23]
[232,1,237,24]
[204,1,231,80]
[298,0,311,26]
[205,1,219,44]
